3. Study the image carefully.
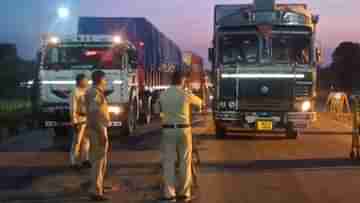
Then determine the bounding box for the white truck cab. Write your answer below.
[32,34,139,136]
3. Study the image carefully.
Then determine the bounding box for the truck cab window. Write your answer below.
[44,45,126,69]
[272,35,311,65]
[220,35,258,66]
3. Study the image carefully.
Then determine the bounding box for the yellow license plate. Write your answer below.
[256,120,273,131]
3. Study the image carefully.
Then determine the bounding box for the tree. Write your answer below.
[0,43,36,98]
[331,42,360,92]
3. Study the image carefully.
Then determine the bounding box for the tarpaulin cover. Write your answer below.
[78,17,182,71]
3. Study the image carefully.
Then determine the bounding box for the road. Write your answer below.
[0,113,359,203]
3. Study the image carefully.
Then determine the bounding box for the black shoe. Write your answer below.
[159,196,176,202]
[90,194,110,202]
[81,161,92,169]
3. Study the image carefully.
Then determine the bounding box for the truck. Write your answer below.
[183,52,209,110]
[32,17,183,137]
[208,0,321,139]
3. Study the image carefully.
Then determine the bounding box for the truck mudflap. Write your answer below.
[43,121,122,127]
[287,112,317,129]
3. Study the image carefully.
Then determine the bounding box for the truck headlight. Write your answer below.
[228,101,236,109]
[109,106,124,115]
[219,101,226,109]
[301,101,311,112]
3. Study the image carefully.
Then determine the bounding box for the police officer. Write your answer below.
[70,73,91,169]
[85,70,111,201]
[159,71,202,202]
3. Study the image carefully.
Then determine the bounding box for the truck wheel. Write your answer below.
[123,101,137,136]
[215,123,226,139]
[286,123,299,139]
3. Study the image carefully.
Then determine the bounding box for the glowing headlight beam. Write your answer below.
[108,106,123,115]
[112,36,122,44]
[301,101,311,112]
[221,74,305,79]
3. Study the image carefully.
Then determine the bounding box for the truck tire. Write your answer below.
[215,122,226,139]
[123,100,137,136]
[286,122,299,139]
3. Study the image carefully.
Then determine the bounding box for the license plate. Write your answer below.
[256,120,273,131]
[44,121,71,127]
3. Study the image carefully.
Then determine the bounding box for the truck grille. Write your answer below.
[218,78,294,111]
[239,79,293,100]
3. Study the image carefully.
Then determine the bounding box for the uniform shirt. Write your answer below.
[85,87,110,127]
[159,85,202,125]
[69,87,87,125]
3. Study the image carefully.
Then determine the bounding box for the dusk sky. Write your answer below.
[1,0,360,66]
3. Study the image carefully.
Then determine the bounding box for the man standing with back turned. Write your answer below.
[85,70,111,201]
[159,71,202,202]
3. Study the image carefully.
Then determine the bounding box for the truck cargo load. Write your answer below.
[183,51,209,109]
[78,17,182,71]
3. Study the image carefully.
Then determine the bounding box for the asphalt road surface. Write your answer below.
[0,113,359,203]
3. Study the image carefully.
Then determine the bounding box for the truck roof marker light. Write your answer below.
[48,36,60,45]
[221,73,305,79]
[113,36,122,44]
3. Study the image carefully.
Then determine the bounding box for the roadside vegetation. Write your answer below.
[0,44,36,137]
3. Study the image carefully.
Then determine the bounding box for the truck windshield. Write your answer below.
[272,35,311,65]
[220,35,258,66]
[44,45,125,69]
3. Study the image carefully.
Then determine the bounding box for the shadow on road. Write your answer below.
[197,133,294,141]
[201,158,360,173]
[0,166,69,190]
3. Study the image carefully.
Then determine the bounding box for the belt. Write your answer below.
[77,113,86,117]
[162,124,190,129]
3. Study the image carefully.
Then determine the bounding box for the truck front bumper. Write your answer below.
[42,121,123,128]
[214,111,316,130]
[38,104,126,128]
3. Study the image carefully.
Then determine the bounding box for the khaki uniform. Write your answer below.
[69,87,90,166]
[85,87,110,196]
[159,86,202,198]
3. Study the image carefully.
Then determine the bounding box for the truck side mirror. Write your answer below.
[208,48,214,62]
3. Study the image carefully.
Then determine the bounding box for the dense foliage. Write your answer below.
[319,42,360,93]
